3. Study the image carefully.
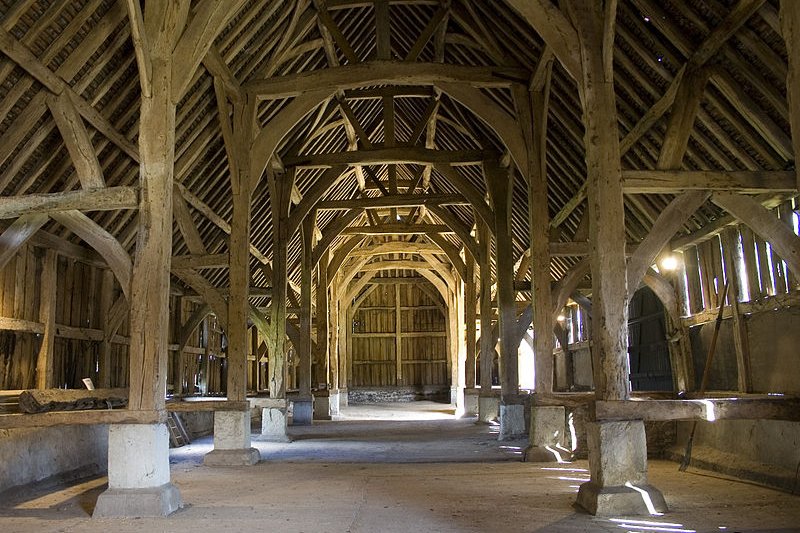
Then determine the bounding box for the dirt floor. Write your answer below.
[1,401,799,532]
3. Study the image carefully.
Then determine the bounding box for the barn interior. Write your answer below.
[0,0,799,528]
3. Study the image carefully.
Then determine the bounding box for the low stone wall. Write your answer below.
[348,386,450,404]
[0,425,108,494]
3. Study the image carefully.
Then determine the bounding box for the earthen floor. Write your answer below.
[1,401,798,532]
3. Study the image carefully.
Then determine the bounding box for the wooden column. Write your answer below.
[298,215,315,398]
[171,295,183,397]
[227,98,256,403]
[571,0,630,401]
[267,167,294,398]
[521,61,556,394]
[314,248,330,389]
[394,283,403,385]
[464,254,477,388]
[346,306,354,386]
[329,276,340,390]
[128,7,181,412]
[477,220,494,393]
[98,269,114,389]
[781,0,800,191]
[485,162,518,400]
[35,249,56,389]
[721,227,752,392]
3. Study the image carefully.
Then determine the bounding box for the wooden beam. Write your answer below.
[593,397,800,422]
[0,214,48,270]
[670,193,790,251]
[340,224,454,235]
[432,162,496,231]
[172,187,208,255]
[711,193,800,279]
[166,400,250,412]
[503,0,581,80]
[0,409,166,429]
[569,0,629,400]
[171,269,229,327]
[127,1,184,412]
[313,0,359,64]
[711,67,794,161]
[405,4,449,62]
[657,67,711,170]
[244,61,527,97]
[124,0,152,98]
[485,161,518,400]
[171,0,248,101]
[284,147,489,168]
[0,187,138,220]
[176,182,270,265]
[623,170,797,193]
[34,250,57,389]
[0,29,139,161]
[620,65,687,156]
[171,253,228,269]
[51,211,132,299]
[721,227,752,393]
[627,190,711,297]
[316,193,468,210]
[47,92,105,189]
[550,182,587,229]
[781,0,800,191]
[375,0,391,60]
[202,47,243,102]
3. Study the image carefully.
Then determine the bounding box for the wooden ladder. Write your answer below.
[167,413,192,448]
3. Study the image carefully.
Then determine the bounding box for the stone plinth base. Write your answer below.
[212,410,253,449]
[93,423,181,517]
[292,399,313,425]
[477,396,499,423]
[313,392,331,420]
[329,390,341,417]
[499,403,526,440]
[576,482,667,516]
[339,388,348,407]
[576,419,667,516]
[203,447,260,466]
[524,405,569,463]
[464,389,479,417]
[93,483,183,518]
[258,406,290,442]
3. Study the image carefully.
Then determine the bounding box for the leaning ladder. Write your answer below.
[167,412,192,448]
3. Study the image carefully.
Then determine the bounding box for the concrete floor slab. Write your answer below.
[1,402,798,532]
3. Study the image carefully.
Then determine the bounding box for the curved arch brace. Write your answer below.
[51,211,132,299]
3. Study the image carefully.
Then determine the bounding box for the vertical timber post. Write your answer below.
[568,0,666,515]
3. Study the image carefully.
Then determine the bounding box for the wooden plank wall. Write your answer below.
[351,280,447,387]
[0,243,225,395]
[683,199,799,314]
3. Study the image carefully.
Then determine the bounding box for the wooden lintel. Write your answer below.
[284,147,490,168]
[165,400,249,412]
[623,170,797,194]
[593,397,800,422]
[316,194,468,210]
[171,253,229,269]
[244,61,528,98]
[0,409,166,429]
[0,187,138,220]
[340,224,454,235]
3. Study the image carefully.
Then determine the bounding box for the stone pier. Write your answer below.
[93,423,182,517]
[204,410,260,466]
[576,420,667,515]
